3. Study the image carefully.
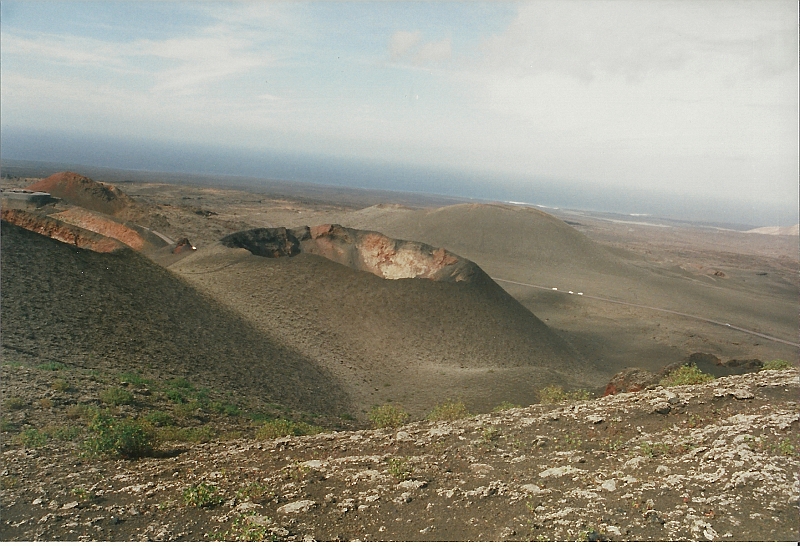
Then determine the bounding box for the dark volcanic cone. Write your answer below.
[1,220,351,416]
[175,225,602,414]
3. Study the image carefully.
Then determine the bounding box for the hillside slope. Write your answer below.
[1,368,796,541]
[170,227,601,415]
[0,221,350,416]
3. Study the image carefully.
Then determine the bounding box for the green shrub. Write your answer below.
[83,413,155,459]
[492,401,521,412]
[66,404,96,421]
[156,425,214,443]
[119,371,150,386]
[183,483,224,508]
[3,397,26,410]
[236,482,272,502]
[660,364,714,387]
[368,404,409,429]
[538,385,592,404]
[100,387,134,406]
[427,400,470,422]
[762,359,793,371]
[387,457,413,481]
[0,418,19,432]
[51,379,70,392]
[44,425,82,441]
[211,513,275,541]
[15,428,48,448]
[37,362,67,371]
[143,410,174,427]
[168,377,193,390]
[255,419,323,440]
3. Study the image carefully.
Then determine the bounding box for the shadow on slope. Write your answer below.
[0,221,351,417]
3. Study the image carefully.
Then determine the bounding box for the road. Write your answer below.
[493,278,800,349]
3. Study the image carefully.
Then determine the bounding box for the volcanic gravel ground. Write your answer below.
[1,369,797,541]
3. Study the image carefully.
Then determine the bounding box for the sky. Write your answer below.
[1,1,798,224]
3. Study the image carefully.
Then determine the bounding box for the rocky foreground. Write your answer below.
[1,369,798,541]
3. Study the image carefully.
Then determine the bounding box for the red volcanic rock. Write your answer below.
[1,209,127,253]
[603,368,659,396]
[221,224,485,283]
[173,238,196,254]
[27,172,142,220]
[50,207,147,251]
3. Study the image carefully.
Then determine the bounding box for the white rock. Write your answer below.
[396,431,412,441]
[730,389,754,400]
[397,480,427,490]
[539,465,580,478]
[277,500,316,515]
[625,456,647,469]
[469,463,494,475]
[520,484,547,495]
[600,479,617,492]
[586,414,604,424]
[656,465,670,474]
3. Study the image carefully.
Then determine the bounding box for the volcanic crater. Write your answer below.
[221,224,485,283]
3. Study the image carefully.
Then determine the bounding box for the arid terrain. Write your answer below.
[1,163,798,541]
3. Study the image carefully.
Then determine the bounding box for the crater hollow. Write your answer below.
[220,224,485,283]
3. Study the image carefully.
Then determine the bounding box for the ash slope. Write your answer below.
[322,203,799,359]
[0,221,350,417]
[170,228,601,415]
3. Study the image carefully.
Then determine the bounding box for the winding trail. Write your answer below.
[493,277,800,349]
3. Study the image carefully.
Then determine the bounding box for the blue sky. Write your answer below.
[1,1,798,223]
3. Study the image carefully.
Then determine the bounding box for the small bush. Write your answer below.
[66,404,96,421]
[538,385,593,404]
[156,425,214,444]
[427,400,470,422]
[492,401,521,412]
[71,487,96,502]
[3,397,26,410]
[119,371,150,386]
[143,410,174,427]
[51,379,70,392]
[100,387,134,406]
[183,483,224,508]
[762,359,793,371]
[387,457,413,481]
[83,413,155,459]
[44,425,82,441]
[37,362,67,371]
[660,364,714,387]
[236,482,272,502]
[0,418,19,432]
[255,419,322,440]
[211,513,275,541]
[15,428,48,448]
[37,398,53,409]
[368,404,409,429]
[168,377,193,389]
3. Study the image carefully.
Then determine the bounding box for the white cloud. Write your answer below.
[389,30,421,60]
[415,37,451,64]
[389,30,451,65]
